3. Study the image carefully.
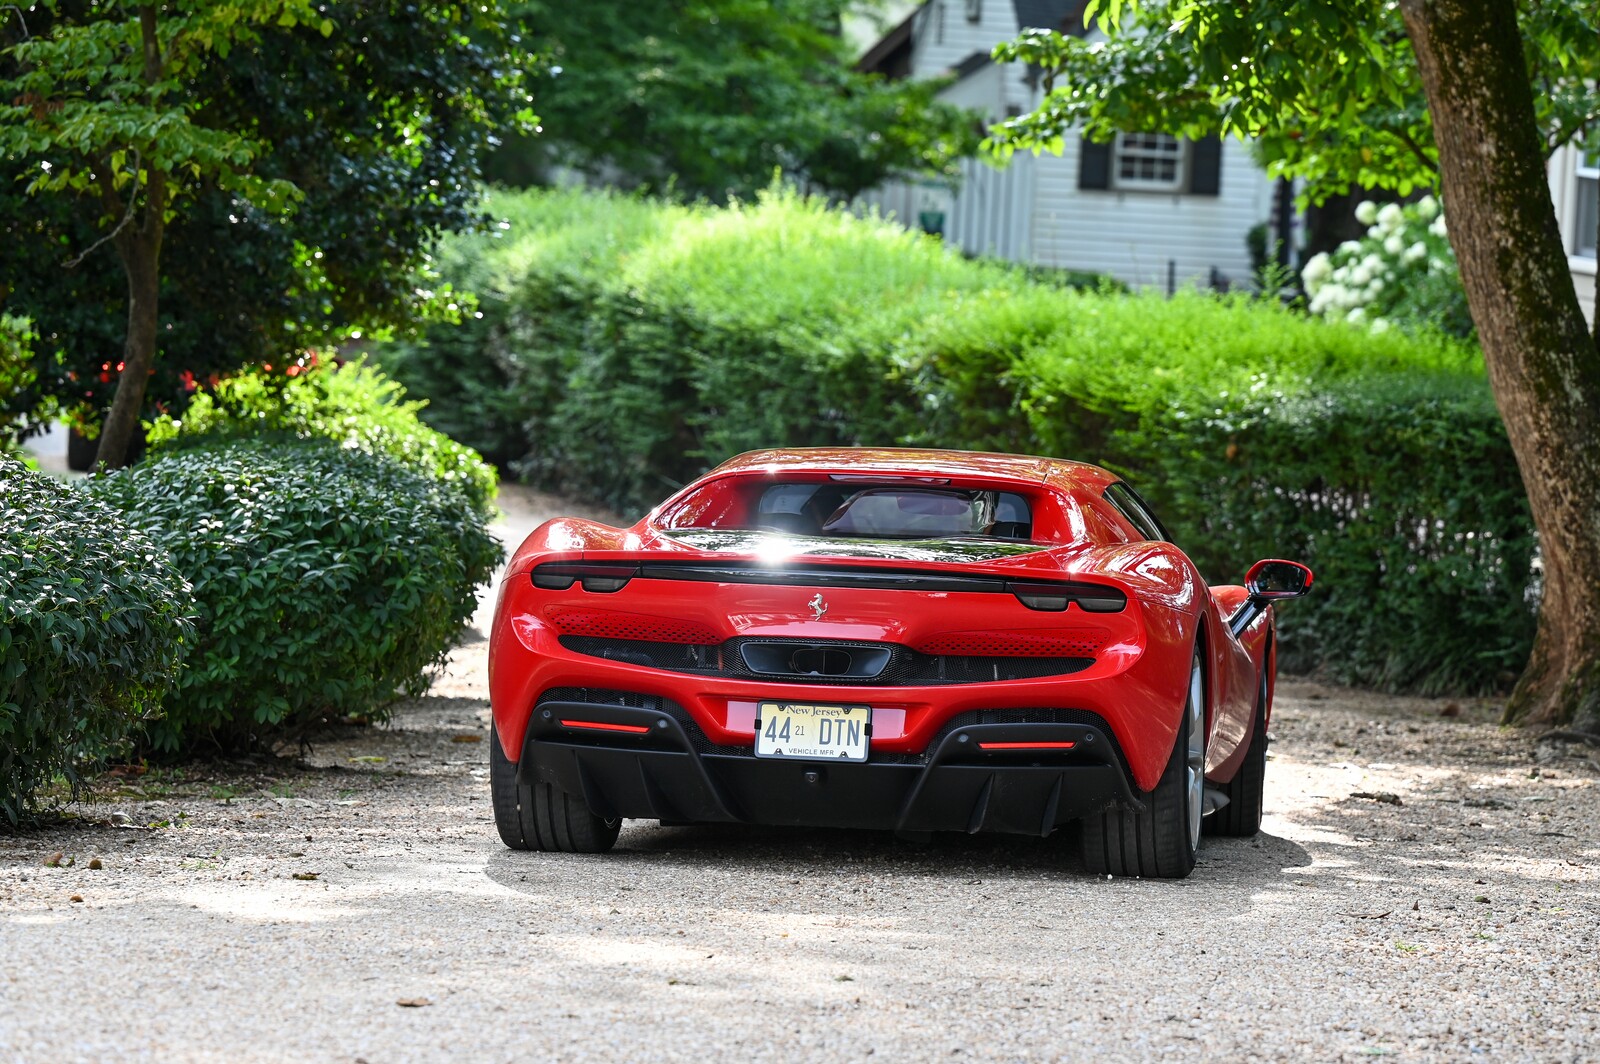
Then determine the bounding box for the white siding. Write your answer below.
[946,153,1035,261]
[854,1,1284,289]
[1028,135,1273,289]
[1574,267,1596,326]
[1549,143,1597,327]
[907,1,1019,82]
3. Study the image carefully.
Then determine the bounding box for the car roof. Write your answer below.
[706,447,1118,495]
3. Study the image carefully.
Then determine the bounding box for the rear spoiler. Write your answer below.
[531,560,1128,613]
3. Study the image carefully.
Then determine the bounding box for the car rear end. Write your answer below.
[489,466,1187,839]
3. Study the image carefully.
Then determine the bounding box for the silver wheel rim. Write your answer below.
[1186,658,1205,850]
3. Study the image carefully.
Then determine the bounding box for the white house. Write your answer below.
[1549,144,1597,325]
[854,0,1289,290]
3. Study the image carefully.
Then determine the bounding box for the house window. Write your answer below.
[1114,133,1185,191]
[1577,151,1598,259]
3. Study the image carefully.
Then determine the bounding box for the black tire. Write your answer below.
[1204,667,1268,838]
[1081,652,1204,879]
[490,727,621,853]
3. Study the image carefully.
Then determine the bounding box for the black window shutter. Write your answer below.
[1188,135,1222,195]
[1078,135,1112,190]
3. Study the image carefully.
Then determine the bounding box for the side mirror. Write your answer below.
[1245,559,1313,600]
[1229,559,1314,636]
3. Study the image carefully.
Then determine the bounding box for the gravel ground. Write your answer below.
[3,486,1599,1063]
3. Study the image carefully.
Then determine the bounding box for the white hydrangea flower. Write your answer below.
[1370,318,1391,334]
[1302,252,1333,294]
[1383,234,1405,256]
[1350,264,1373,287]
[1402,242,1428,265]
[1347,307,1368,325]
[1361,253,1386,273]
[1355,201,1379,225]
[1415,195,1439,221]
[1377,203,1405,232]
[1338,240,1363,256]
[1429,215,1448,237]
[1368,277,1386,293]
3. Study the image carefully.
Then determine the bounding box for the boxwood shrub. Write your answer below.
[381,186,1533,694]
[145,357,498,516]
[1,457,192,822]
[84,440,501,752]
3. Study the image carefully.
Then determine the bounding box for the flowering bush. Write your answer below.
[1301,197,1473,337]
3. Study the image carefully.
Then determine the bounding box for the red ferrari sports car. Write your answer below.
[488,448,1311,878]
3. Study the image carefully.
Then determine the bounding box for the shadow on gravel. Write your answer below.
[482,821,1314,892]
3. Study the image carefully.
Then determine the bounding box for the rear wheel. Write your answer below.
[490,727,621,853]
[1204,665,1269,838]
[1081,651,1204,879]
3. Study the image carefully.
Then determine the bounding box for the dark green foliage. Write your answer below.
[383,187,1534,695]
[0,458,192,823]
[1134,384,1536,693]
[0,316,34,445]
[82,441,501,752]
[0,0,527,432]
[494,0,979,201]
[145,358,499,516]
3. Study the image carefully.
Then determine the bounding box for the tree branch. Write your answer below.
[2,3,31,38]
[67,155,142,268]
[1387,125,1438,174]
[1543,107,1600,158]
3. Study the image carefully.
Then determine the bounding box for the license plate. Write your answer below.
[754,702,870,762]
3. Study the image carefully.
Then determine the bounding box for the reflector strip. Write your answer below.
[559,719,651,735]
[976,741,1076,751]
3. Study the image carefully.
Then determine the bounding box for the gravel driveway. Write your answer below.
[3,486,1597,1063]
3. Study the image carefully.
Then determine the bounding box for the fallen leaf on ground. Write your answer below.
[450,734,482,743]
[1439,703,1462,718]
[396,998,432,1008]
[88,858,103,870]
[69,895,83,903]
[349,756,386,764]
[292,872,319,881]
[1351,791,1404,806]
[44,852,64,867]
[1338,911,1392,920]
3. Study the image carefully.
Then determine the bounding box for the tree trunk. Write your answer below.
[93,4,167,470]
[1400,0,1600,732]
[94,231,160,469]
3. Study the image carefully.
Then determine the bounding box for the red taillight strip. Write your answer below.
[976,741,1077,751]
[559,719,652,735]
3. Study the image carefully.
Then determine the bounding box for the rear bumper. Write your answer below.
[521,695,1141,837]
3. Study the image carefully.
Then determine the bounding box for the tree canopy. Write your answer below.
[986,0,1599,203]
[0,0,530,455]
[493,0,981,201]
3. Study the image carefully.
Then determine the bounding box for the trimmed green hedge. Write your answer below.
[1,457,192,822]
[84,440,501,751]
[380,187,1534,693]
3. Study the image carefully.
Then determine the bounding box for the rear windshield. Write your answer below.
[746,483,1034,541]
